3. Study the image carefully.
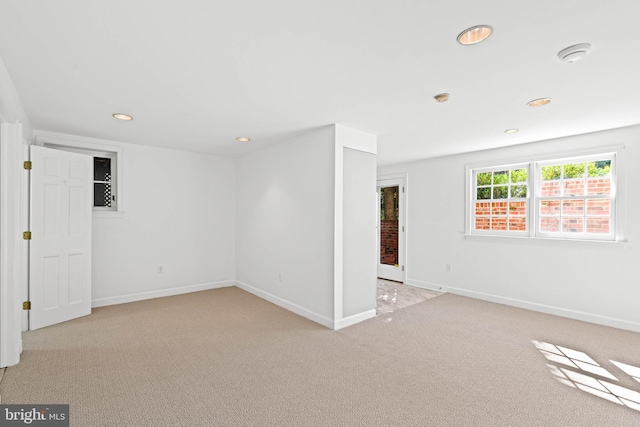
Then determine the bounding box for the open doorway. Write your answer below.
[377,177,404,282]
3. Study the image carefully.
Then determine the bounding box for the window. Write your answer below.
[537,156,613,239]
[469,152,617,241]
[92,153,117,211]
[474,165,529,234]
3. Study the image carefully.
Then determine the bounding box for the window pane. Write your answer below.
[541,180,561,196]
[477,172,492,185]
[509,201,526,216]
[510,185,527,198]
[563,179,584,196]
[510,168,528,183]
[563,163,585,179]
[587,160,611,177]
[562,200,584,215]
[586,199,610,216]
[491,201,507,216]
[540,217,560,232]
[539,200,560,215]
[491,217,507,230]
[493,171,508,185]
[94,183,112,207]
[508,217,526,231]
[562,217,583,233]
[475,216,490,230]
[94,157,111,182]
[586,218,610,234]
[475,202,490,216]
[586,176,611,195]
[541,165,561,180]
[477,187,491,199]
[493,186,508,199]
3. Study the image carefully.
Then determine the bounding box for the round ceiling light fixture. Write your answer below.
[557,43,592,63]
[112,113,133,121]
[236,137,251,142]
[457,25,493,45]
[527,98,552,107]
[504,128,519,134]
[434,93,450,102]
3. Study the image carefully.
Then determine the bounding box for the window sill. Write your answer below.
[463,233,629,249]
[93,211,126,219]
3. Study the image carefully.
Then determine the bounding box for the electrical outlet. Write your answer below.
[157,265,164,274]
[445,264,451,272]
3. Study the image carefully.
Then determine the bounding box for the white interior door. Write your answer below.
[377,178,405,282]
[29,145,92,330]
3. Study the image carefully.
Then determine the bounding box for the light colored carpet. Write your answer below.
[1,286,639,426]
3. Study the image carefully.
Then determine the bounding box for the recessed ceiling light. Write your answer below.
[457,25,493,45]
[236,137,250,142]
[527,98,552,107]
[112,113,133,121]
[504,128,519,134]
[434,93,450,102]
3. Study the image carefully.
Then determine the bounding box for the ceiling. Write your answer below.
[1,0,639,165]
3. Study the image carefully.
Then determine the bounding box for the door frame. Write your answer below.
[0,123,27,367]
[377,173,408,283]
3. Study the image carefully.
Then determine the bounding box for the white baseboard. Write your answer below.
[235,281,336,329]
[407,278,640,333]
[91,280,235,308]
[334,309,376,330]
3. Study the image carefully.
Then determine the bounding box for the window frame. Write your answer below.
[534,153,616,241]
[466,148,623,243]
[471,163,531,237]
[91,151,118,212]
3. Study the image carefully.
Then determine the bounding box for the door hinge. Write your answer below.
[23,301,31,310]
[23,161,32,170]
[402,265,405,271]
[402,187,405,193]
[23,231,32,240]
[402,226,405,232]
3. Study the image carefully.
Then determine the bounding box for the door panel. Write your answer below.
[30,145,92,330]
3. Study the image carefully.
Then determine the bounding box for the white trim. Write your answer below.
[236,281,335,329]
[407,278,640,333]
[333,130,344,321]
[334,309,376,330]
[463,233,628,248]
[0,123,24,367]
[91,280,235,308]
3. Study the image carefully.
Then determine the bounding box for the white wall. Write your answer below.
[378,125,640,332]
[342,147,377,318]
[34,132,238,306]
[91,142,237,305]
[236,126,336,327]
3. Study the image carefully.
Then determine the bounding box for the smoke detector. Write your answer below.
[558,43,592,63]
